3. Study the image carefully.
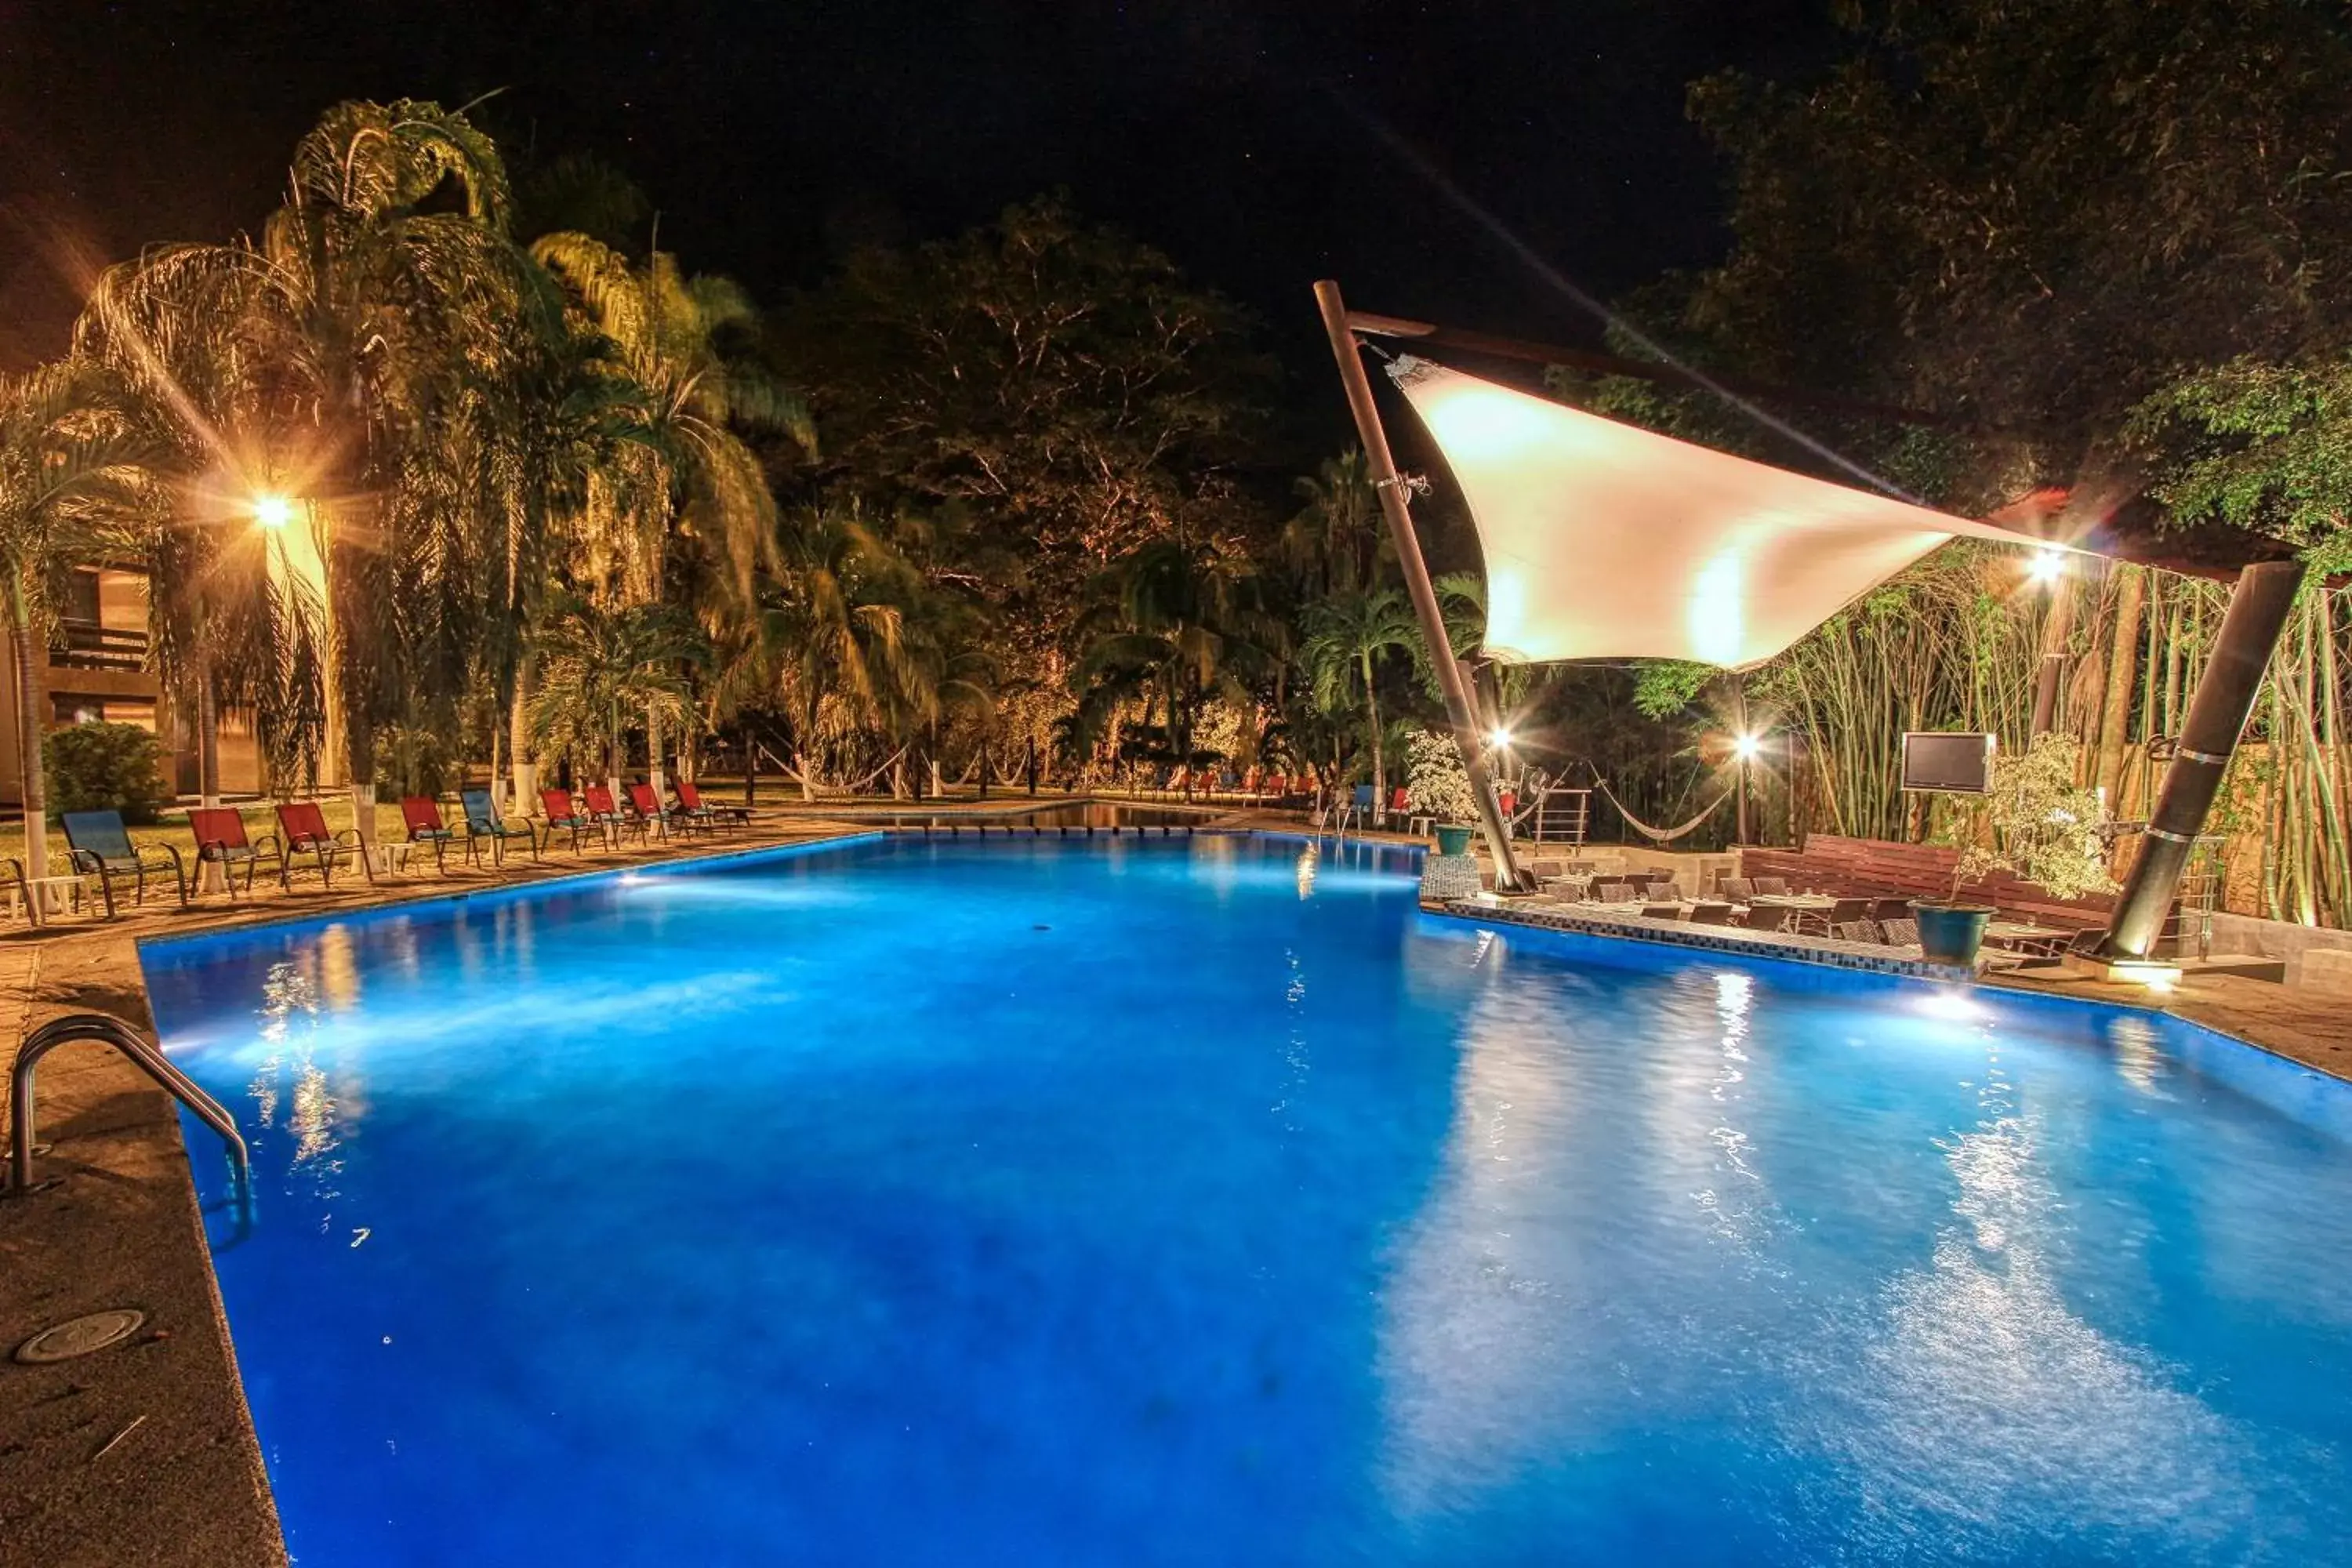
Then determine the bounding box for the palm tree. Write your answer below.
[86,99,542,835]
[529,232,811,790]
[1299,586,1418,812]
[527,596,706,789]
[1284,449,1388,598]
[1073,535,1269,784]
[0,361,154,884]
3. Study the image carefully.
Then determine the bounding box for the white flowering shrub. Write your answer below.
[1406,730,1478,823]
[1950,732,2118,902]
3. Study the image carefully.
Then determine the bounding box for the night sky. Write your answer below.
[1,0,1833,375]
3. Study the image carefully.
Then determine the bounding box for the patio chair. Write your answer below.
[539,786,604,854]
[1742,904,1795,934]
[1689,901,1737,927]
[274,800,375,889]
[1719,876,1755,901]
[60,809,187,916]
[1751,876,1790,897]
[625,781,690,840]
[581,784,644,848]
[1870,898,1915,927]
[1641,902,1686,920]
[1830,920,1881,944]
[1800,896,1874,938]
[1879,917,1922,949]
[1594,881,1638,902]
[673,779,750,834]
[188,806,285,897]
[399,795,461,873]
[459,787,541,865]
[2,856,32,927]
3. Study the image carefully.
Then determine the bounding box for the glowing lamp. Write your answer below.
[1733,732,1762,761]
[1488,726,1514,749]
[2027,547,2065,586]
[252,493,295,530]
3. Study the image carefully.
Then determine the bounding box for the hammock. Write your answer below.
[1592,777,1733,844]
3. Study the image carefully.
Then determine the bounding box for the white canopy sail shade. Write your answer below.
[1389,356,2063,669]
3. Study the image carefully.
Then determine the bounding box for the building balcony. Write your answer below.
[50,619,150,673]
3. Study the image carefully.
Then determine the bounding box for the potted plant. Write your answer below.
[1917,734,2117,966]
[1406,731,1480,855]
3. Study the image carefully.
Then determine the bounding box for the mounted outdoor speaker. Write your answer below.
[1900,731,1996,794]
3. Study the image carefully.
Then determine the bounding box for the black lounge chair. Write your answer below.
[60,809,187,916]
[461,787,540,865]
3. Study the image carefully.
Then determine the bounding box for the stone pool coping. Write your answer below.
[0,820,878,1567]
[5,822,2343,1565]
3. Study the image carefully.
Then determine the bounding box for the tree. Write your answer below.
[529,231,811,786]
[782,196,1271,685]
[1299,586,1417,811]
[0,361,153,882]
[527,597,706,789]
[1283,450,1388,600]
[1073,535,1269,779]
[83,99,549,832]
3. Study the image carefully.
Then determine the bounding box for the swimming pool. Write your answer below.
[146,833,2352,1565]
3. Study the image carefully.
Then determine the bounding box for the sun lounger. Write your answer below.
[60,809,187,916]
[673,779,750,833]
[625,781,687,840]
[188,806,285,896]
[581,783,638,846]
[460,787,540,865]
[274,800,374,889]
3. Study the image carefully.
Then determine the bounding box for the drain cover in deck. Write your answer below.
[13,1308,145,1364]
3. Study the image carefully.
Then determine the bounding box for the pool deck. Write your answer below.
[5,810,2347,1565]
[0,816,874,1568]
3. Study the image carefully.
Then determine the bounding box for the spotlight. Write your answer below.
[1488,725,1513,750]
[252,493,294,530]
[2027,547,2065,585]
[1733,732,1762,761]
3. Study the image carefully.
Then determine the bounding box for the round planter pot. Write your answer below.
[1433,824,1477,857]
[1910,902,1993,967]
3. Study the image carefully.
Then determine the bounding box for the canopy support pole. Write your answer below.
[2100,559,2301,959]
[1314,280,1528,891]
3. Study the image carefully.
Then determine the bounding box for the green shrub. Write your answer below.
[43,721,172,825]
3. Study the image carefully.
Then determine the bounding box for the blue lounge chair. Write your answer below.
[461,787,540,865]
[60,810,187,916]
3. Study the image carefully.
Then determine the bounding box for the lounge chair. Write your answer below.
[673,779,750,834]
[539,786,604,854]
[459,787,540,865]
[625,782,688,840]
[399,795,460,873]
[274,800,375,889]
[188,806,285,896]
[60,809,187,916]
[581,783,639,846]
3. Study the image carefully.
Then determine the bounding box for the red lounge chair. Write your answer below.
[582,783,641,846]
[626,781,687,839]
[399,795,459,873]
[189,806,285,896]
[673,779,750,833]
[539,786,604,854]
[273,800,374,889]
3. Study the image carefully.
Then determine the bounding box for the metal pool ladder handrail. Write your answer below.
[9,1012,251,1197]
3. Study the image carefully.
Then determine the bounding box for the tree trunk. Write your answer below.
[509,659,535,810]
[1363,650,1385,820]
[645,700,665,797]
[2097,565,2144,808]
[11,593,51,898]
[745,739,758,807]
[196,660,222,807]
[797,750,817,803]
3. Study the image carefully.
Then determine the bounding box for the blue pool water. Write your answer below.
[146,834,2352,1565]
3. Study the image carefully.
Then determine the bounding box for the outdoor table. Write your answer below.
[1748,893,1837,910]
[6,876,88,924]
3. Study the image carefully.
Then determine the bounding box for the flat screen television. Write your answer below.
[1900,731,1996,794]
